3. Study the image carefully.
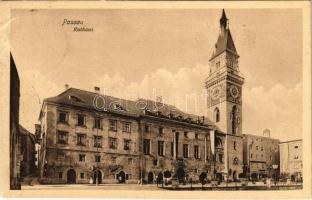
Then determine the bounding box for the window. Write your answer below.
[294,156,299,159]
[109,120,117,131]
[128,158,133,165]
[94,136,103,148]
[250,154,253,158]
[124,139,131,150]
[111,156,117,164]
[80,173,84,179]
[57,131,68,144]
[95,155,101,162]
[109,137,117,149]
[219,154,223,163]
[153,159,157,166]
[79,154,85,162]
[126,174,132,180]
[216,61,220,68]
[58,112,68,123]
[144,125,150,133]
[270,156,272,161]
[195,133,199,140]
[143,139,150,155]
[294,146,298,149]
[77,134,86,146]
[59,172,63,179]
[159,127,164,136]
[233,141,237,150]
[171,142,174,157]
[183,144,189,158]
[184,131,188,138]
[77,114,85,126]
[256,146,259,150]
[158,141,164,156]
[122,122,131,133]
[214,107,220,122]
[194,145,200,159]
[94,118,102,129]
[261,147,263,151]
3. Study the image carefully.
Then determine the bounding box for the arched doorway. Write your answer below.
[117,171,126,183]
[176,167,185,182]
[157,172,163,184]
[93,170,102,184]
[67,169,76,184]
[147,172,154,184]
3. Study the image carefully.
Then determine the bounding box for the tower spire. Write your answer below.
[220,9,228,30]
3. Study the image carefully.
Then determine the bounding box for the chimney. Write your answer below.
[64,84,69,90]
[94,86,100,93]
[263,128,270,138]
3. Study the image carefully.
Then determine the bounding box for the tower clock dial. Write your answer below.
[230,85,240,99]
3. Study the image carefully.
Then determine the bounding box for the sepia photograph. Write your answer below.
[2,2,311,198]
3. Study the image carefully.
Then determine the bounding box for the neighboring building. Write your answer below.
[10,53,22,189]
[242,130,280,180]
[279,139,303,182]
[205,9,244,181]
[19,125,37,178]
[37,87,215,184]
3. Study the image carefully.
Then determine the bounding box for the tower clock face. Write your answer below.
[211,86,221,100]
[230,85,240,99]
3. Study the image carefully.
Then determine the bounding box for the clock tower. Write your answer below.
[205,9,244,180]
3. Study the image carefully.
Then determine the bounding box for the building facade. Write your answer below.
[10,53,22,189]
[242,130,280,180]
[279,139,302,182]
[37,88,215,184]
[19,125,37,178]
[205,9,244,181]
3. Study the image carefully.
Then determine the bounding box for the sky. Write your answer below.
[10,9,302,141]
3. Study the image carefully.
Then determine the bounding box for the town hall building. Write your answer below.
[36,10,281,184]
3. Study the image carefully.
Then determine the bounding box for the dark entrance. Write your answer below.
[147,172,154,184]
[176,167,185,182]
[117,171,126,183]
[93,170,102,184]
[232,171,237,181]
[157,172,163,184]
[67,169,76,184]
[216,173,223,181]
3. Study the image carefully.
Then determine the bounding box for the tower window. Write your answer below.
[216,61,220,68]
[231,106,237,134]
[214,107,220,122]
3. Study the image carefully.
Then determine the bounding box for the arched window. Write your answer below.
[214,107,220,122]
[231,106,237,134]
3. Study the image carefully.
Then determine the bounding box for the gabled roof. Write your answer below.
[42,88,214,127]
[210,29,238,61]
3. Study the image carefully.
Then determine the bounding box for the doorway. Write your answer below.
[67,169,76,184]
[93,170,102,184]
[147,172,154,184]
[117,171,126,183]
